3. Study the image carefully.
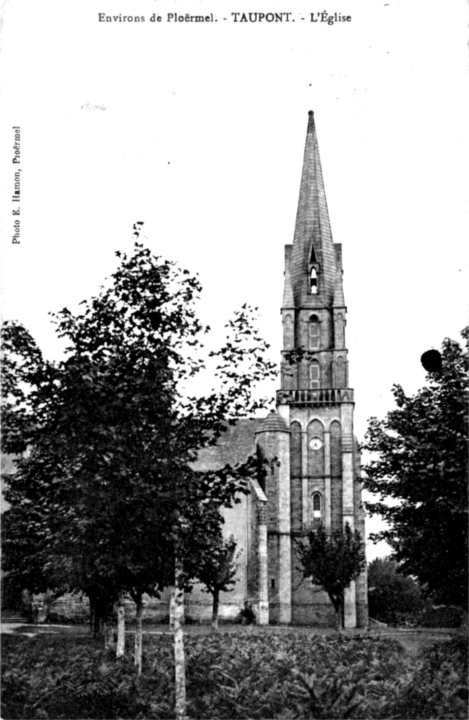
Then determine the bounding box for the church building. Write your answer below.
[184,110,368,628]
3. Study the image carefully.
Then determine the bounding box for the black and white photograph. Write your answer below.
[1,0,468,718]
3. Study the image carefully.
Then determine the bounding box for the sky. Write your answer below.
[1,0,468,561]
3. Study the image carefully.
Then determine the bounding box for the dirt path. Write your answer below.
[1,620,463,656]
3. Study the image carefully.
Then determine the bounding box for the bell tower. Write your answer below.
[277,111,367,627]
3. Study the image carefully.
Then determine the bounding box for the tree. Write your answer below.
[2,241,276,715]
[295,524,366,630]
[368,557,424,626]
[362,328,468,607]
[194,533,239,631]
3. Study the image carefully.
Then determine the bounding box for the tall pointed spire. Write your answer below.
[289,111,337,306]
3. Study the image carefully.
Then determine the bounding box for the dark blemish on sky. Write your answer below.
[421,349,442,373]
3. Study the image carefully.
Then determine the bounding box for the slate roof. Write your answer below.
[255,410,290,434]
[288,111,338,308]
[193,419,263,472]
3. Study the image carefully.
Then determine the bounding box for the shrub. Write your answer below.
[368,558,425,626]
[238,603,256,625]
[420,605,464,628]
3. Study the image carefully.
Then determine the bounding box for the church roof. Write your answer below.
[255,410,290,434]
[289,111,337,307]
[193,418,263,471]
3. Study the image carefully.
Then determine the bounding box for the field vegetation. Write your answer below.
[2,631,467,719]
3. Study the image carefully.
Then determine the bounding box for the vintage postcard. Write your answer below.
[1,0,468,717]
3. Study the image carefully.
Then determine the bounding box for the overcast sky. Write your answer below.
[1,0,468,560]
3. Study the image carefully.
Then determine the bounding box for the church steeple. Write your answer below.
[289,111,337,308]
[280,112,348,394]
[275,112,367,630]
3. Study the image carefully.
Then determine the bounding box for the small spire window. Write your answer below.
[310,267,318,294]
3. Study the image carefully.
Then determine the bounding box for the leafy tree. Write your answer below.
[296,524,366,630]
[362,328,468,607]
[368,557,424,626]
[194,533,239,631]
[1,241,276,713]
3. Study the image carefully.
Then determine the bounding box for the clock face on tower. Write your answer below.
[309,437,323,451]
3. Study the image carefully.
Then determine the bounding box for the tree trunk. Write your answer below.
[172,558,187,720]
[134,593,143,675]
[335,607,344,634]
[116,592,126,659]
[98,612,107,642]
[211,589,220,632]
[329,593,343,633]
[89,595,95,636]
[104,620,116,651]
[92,595,115,648]
[170,584,177,631]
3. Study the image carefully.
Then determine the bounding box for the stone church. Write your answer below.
[10,112,368,628]
[175,110,368,628]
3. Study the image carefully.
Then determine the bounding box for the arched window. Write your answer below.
[313,493,321,514]
[311,492,322,526]
[310,268,318,294]
[309,316,320,350]
[310,360,320,390]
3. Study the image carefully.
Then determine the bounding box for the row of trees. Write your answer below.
[1,241,277,717]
